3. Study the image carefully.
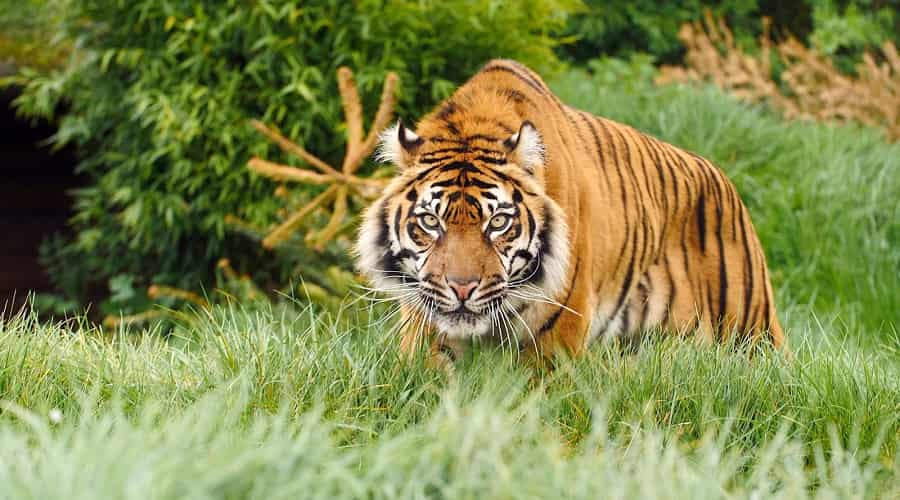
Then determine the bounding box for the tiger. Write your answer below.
[355,59,785,367]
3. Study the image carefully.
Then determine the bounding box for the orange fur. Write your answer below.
[357,59,784,365]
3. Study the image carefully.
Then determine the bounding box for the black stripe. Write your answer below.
[473,155,506,165]
[375,201,390,247]
[482,65,546,95]
[393,206,403,243]
[464,134,503,143]
[496,87,536,108]
[436,102,456,120]
[738,207,755,333]
[580,113,613,191]
[706,286,716,335]
[432,178,460,188]
[417,155,455,165]
[596,121,631,268]
[696,192,707,254]
[621,307,631,336]
[716,204,728,325]
[610,226,640,321]
[468,177,496,189]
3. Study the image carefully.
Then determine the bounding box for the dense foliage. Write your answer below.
[0,0,67,71]
[562,0,899,70]
[10,0,577,314]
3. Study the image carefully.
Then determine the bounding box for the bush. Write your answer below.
[10,0,578,314]
[561,0,898,67]
[0,0,67,71]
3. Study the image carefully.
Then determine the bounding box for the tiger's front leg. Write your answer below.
[519,272,594,362]
[397,305,467,371]
[521,308,591,364]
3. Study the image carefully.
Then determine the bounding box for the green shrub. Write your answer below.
[561,0,898,67]
[10,0,579,314]
[808,0,900,73]
[0,0,67,70]
[560,0,770,63]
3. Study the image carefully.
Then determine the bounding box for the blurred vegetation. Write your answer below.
[657,14,899,141]
[0,0,68,72]
[562,0,899,72]
[6,0,578,316]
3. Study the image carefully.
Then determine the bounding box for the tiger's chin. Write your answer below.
[432,310,493,339]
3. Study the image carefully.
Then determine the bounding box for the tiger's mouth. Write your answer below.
[428,294,509,338]
[447,304,479,316]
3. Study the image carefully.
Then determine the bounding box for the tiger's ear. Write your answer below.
[504,121,545,174]
[376,119,423,169]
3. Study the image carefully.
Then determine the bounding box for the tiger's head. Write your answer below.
[356,119,569,339]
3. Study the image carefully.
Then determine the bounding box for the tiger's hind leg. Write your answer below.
[633,257,716,345]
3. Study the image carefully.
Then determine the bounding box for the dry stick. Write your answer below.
[248,157,385,193]
[249,67,400,250]
[147,285,209,308]
[312,185,348,251]
[262,185,338,249]
[249,120,343,178]
[102,309,168,329]
[247,157,334,185]
[338,67,365,157]
[343,71,399,175]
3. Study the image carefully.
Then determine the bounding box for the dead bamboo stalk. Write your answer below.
[262,185,338,249]
[250,120,343,178]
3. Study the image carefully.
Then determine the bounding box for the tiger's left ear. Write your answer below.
[504,121,545,174]
[375,119,423,169]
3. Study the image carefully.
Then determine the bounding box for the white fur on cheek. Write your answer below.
[354,201,388,285]
[538,198,571,302]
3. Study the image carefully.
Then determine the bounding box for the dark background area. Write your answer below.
[0,83,80,312]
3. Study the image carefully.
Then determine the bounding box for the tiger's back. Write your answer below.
[357,59,783,363]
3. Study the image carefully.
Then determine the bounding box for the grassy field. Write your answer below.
[1,64,898,498]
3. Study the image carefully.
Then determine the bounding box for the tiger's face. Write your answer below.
[356,120,569,339]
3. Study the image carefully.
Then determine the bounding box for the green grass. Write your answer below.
[1,63,899,498]
[0,303,898,498]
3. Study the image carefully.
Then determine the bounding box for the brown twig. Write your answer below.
[246,67,399,250]
[249,120,343,178]
[262,185,338,249]
[147,285,209,308]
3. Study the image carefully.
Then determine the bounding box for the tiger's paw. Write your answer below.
[425,340,467,375]
[426,348,456,375]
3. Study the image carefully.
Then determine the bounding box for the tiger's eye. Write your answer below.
[489,214,510,230]
[419,214,440,230]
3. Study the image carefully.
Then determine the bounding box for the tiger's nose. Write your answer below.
[447,277,479,301]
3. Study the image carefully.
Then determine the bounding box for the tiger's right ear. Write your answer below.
[375,119,423,169]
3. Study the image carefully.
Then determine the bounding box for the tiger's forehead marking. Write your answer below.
[402,159,517,224]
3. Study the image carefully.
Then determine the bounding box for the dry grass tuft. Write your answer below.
[658,12,900,141]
